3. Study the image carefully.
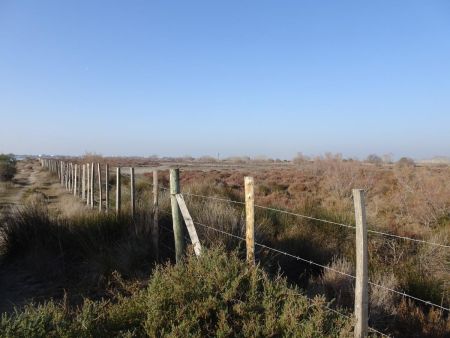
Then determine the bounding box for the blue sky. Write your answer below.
[1,1,449,159]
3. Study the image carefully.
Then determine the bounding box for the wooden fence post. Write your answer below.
[90,162,94,208]
[60,162,64,186]
[170,168,185,263]
[74,164,78,196]
[130,167,135,218]
[69,163,72,191]
[65,163,69,190]
[152,170,159,258]
[116,167,121,215]
[86,163,90,206]
[245,176,255,265]
[353,189,368,338]
[98,163,102,211]
[82,164,86,200]
[71,163,74,192]
[105,164,109,212]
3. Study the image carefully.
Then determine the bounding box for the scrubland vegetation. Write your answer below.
[145,154,450,337]
[0,201,350,337]
[1,156,449,337]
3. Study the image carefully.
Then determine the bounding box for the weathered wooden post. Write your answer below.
[65,163,69,190]
[71,163,74,192]
[74,164,78,196]
[130,167,135,218]
[68,163,72,191]
[82,164,86,200]
[98,163,102,211]
[245,176,255,265]
[116,167,121,215]
[86,163,90,206]
[353,189,368,338]
[60,162,64,186]
[170,168,185,263]
[69,163,72,191]
[152,170,159,258]
[105,164,109,212]
[90,162,94,208]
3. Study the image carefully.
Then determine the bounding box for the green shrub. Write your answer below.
[0,249,352,337]
[0,154,16,182]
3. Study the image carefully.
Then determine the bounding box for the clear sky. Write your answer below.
[1,1,449,159]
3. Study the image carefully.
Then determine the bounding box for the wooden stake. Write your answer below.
[74,164,78,196]
[65,163,69,190]
[98,163,102,211]
[60,162,64,186]
[353,189,368,338]
[170,168,185,263]
[130,167,135,218]
[90,162,94,208]
[152,170,159,258]
[245,176,255,265]
[86,163,90,206]
[105,164,109,212]
[82,164,86,200]
[116,167,121,215]
[71,163,74,192]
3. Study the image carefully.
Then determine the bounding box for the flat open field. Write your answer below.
[1,157,449,337]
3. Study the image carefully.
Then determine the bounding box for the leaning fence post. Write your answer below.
[116,167,121,215]
[353,189,368,338]
[170,168,185,263]
[245,176,255,265]
[98,163,102,212]
[152,170,159,259]
[105,164,109,212]
[130,167,135,218]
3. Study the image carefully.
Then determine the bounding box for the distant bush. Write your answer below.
[0,154,17,181]
[366,154,383,165]
[396,157,415,167]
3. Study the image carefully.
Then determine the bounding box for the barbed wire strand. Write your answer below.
[179,191,449,249]
[288,292,390,337]
[194,221,355,279]
[193,220,450,312]
[368,282,449,312]
[193,220,388,336]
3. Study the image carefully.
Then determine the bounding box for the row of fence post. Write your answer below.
[41,158,368,338]
[40,158,160,259]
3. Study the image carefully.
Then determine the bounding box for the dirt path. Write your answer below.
[0,160,89,313]
[0,161,36,213]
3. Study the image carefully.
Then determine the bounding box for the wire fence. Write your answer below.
[192,219,450,313]
[181,191,450,249]
[155,184,450,312]
[41,159,450,337]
